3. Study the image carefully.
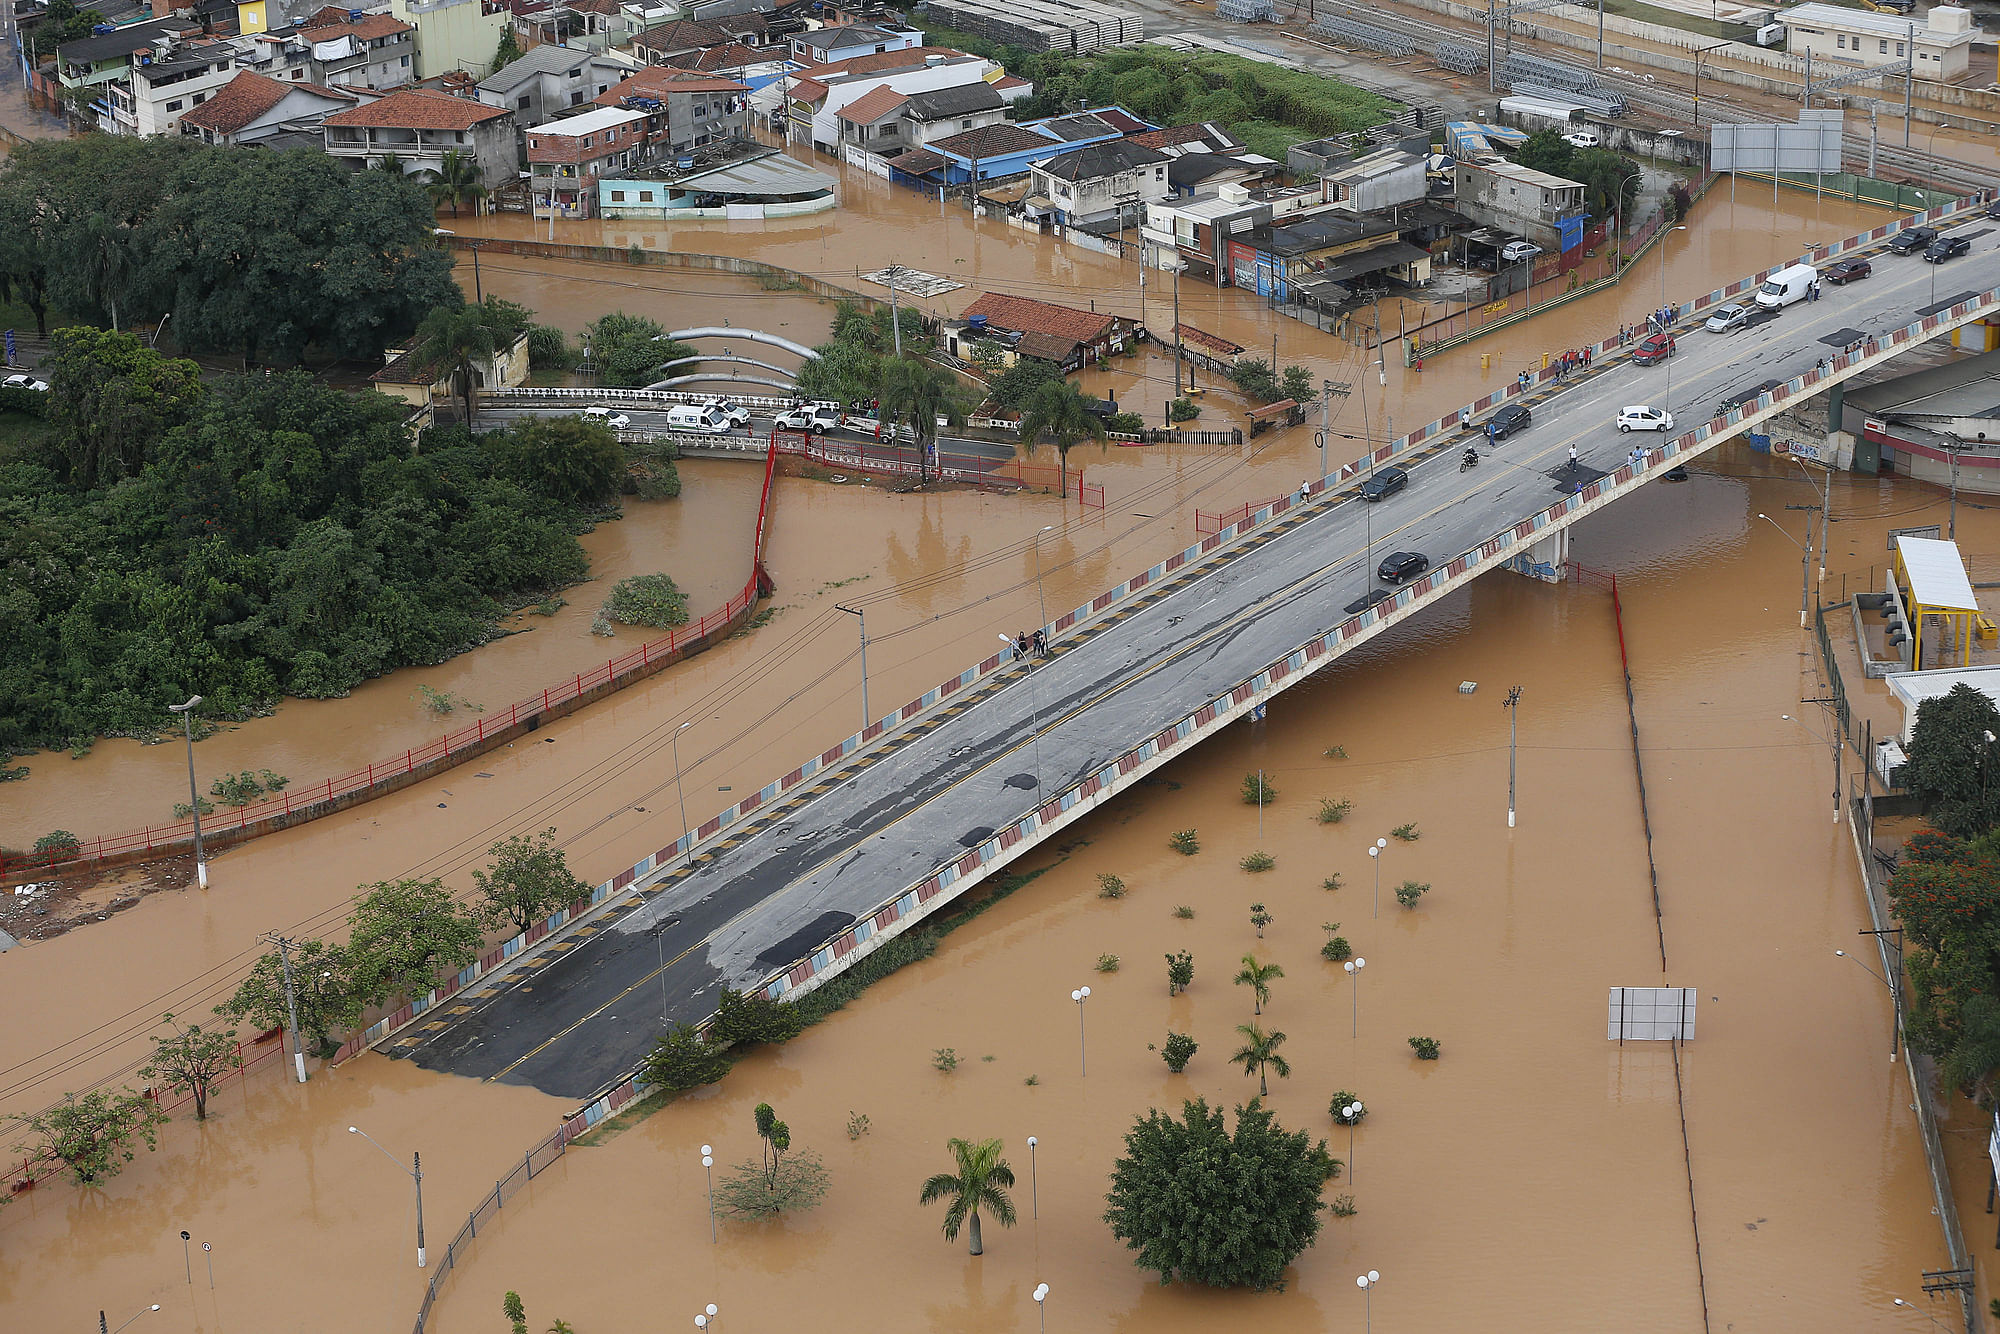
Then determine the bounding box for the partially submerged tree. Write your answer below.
[709,986,805,1049]
[424,148,488,219]
[878,357,969,483]
[217,936,362,1055]
[471,827,589,933]
[139,1011,242,1120]
[1015,377,1108,496]
[641,1021,732,1092]
[714,1101,830,1218]
[918,1136,1018,1255]
[1233,954,1283,1016]
[1231,1023,1291,1096]
[345,877,484,1006]
[9,1087,169,1185]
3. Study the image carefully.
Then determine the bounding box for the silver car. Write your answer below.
[1705,304,1749,334]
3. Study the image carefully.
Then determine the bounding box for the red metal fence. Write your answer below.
[1197,494,1288,536]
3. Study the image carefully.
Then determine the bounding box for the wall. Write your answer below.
[390,0,508,78]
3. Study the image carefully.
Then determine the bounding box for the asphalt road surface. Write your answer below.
[403,220,2000,1100]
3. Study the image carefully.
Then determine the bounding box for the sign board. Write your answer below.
[1712,110,1843,175]
[1888,524,1943,551]
[1990,1111,2000,1182]
[1607,986,1697,1041]
[1782,439,1826,463]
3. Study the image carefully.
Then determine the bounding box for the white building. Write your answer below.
[1030,140,1169,228]
[110,37,237,137]
[1777,3,1980,83]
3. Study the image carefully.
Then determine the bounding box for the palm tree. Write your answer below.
[1231,1023,1291,1096]
[918,1136,1018,1256]
[1233,953,1284,1016]
[1015,377,1108,499]
[372,152,407,175]
[425,149,488,219]
[413,303,499,425]
[879,357,969,483]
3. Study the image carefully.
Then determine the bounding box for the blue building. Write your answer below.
[887,106,1149,187]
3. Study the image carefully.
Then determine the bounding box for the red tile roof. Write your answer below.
[300,10,413,41]
[593,68,750,106]
[962,292,1114,344]
[322,88,511,130]
[631,18,727,52]
[834,84,907,125]
[1173,322,1244,356]
[180,70,353,134]
[788,77,828,104]
[992,74,1030,90]
[662,41,763,72]
[788,45,975,84]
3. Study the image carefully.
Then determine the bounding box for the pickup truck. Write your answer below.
[1889,226,1938,255]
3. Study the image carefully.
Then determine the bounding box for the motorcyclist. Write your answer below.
[1462,445,1479,469]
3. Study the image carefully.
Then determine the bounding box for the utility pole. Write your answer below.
[1784,503,1820,629]
[886,266,903,359]
[264,932,308,1084]
[1504,686,1522,828]
[1171,261,1184,402]
[1486,0,1496,94]
[1904,22,1915,147]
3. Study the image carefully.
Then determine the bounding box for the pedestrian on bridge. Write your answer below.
[1032,628,1048,658]
[1460,408,1472,432]
[1299,481,1311,505]
[1568,445,1579,468]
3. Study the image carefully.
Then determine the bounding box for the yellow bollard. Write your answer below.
[1541,351,1550,369]
[1481,352,1491,370]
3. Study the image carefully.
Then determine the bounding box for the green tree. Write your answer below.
[1015,378,1108,496]
[9,1088,168,1185]
[1281,365,1315,403]
[1230,1022,1291,1096]
[1166,949,1195,996]
[878,357,969,482]
[345,877,485,1005]
[1233,954,1283,1016]
[138,1011,242,1121]
[1103,1097,1337,1289]
[1571,147,1641,218]
[217,937,362,1054]
[1904,684,2000,838]
[1228,357,1281,403]
[793,337,882,404]
[412,301,496,426]
[425,149,488,219]
[493,26,524,70]
[504,1292,528,1334]
[484,415,626,507]
[918,1136,1018,1255]
[35,0,111,47]
[988,357,1060,411]
[471,827,588,933]
[709,986,805,1048]
[641,1021,733,1092]
[1514,128,1578,178]
[41,327,206,489]
[713,1100,831,1217]
[0,179,57,337]
[581,312,694,387]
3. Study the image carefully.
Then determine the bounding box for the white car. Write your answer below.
[775,402,839,431]
[583,406,632,430]
[1704,304,1749,334]
[1561,129,1600,149]
[1500,240,1543,263]
[704,397,751,427]
[2,373,48,391]
[1617,405,1675,433]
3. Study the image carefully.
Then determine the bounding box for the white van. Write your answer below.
[666,404,734,434]
[1754,263,1816,311]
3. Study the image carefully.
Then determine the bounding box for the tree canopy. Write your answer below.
[1904,684,2000,838]
[1103,1097,1337,1290]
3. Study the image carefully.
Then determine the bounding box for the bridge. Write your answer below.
[391,197,2000,1102]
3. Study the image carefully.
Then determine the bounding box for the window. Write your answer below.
[1897,41,1905,55]
[960,117,971,129]
[517,95,530,109]
[639,190,654,201]
[1880,39,1889,52]
[292,69,304,79]
[400,55,410,66]
[192,92,205,104]
[1835,33,1845,47]
[570,90,584,105]
[166,98,183,111]
[611,189,626,201]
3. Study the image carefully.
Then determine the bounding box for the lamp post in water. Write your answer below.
[1070,986,1091,1075]
[167,696,208,888]
[348,1126,425,1267]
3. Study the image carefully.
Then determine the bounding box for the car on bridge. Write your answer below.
[1705,304,1749,334]
[1343,587,1395,615]
[1889,226,1938,255]
[775,402,840,432]
[1359,465,1408,501]
[1925,236,1971,264]
[1633,333,1676,365]
[1487,403,1532,439]
[1617,405,1675,433]
[1987,199,2000,221]
[704,397,752,427]
[1823,257,1872,284]
[583,406,632,430]
[1377,551,1430,584]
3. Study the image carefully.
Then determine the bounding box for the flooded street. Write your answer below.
[0,128,1985,1330]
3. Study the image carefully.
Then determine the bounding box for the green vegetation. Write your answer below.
[880,356,971,483]
[1097,872,1127,899]
[345,877,483,1006]
[1329,1092,1367,1125]
[1242,772,1278,805]
[33,830,79,860]
[640,1021,733,1093]
[933,1047,960,1072]
[1233,954,1282,1015]
[1166,949,1195,995]
[209,770,287,807]
[1391,823,1421,841]
[415,684,476,716]
[1321,935,1353,962]
[138,1012,241,1121]
[218,936,359,1054]
[1409,1036,1441,1060]
[1515,129,1642,219]
[1096,953,1121,973]
[1318,798,1352,824]
[1167,398,1200,423]
[714,1101,830,1218]
[604,573,690,628]
[1231,1023,1291,1096]
[1240,851,1275,873]
[6,1086,168,1185]
[1169,828,1200,855]
[1323,745,1348,759]
[1016,378,1109,494]
[1173,904,1196,919]
[1104,1097,1337,1290]
[1322,873,1343,892]
[1331,1193,1358,1218]
[792,298,928,404]
[1249,902,1273,937]
[1228,358,1318,406]
[1160,1031,1198,1072]
[579,311,695,387]
[1903,685,2000,838]
[919,1136,1018,1255]
[412,299,529,424]
[709,986,805,1049]
[1396,880,1430,909]
[471,828,588,933]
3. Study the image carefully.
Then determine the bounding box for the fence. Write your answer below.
[3,439,782,881]
[411,1122,573,1334]
[1197,493,1290,535]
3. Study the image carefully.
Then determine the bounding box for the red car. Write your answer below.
[1824,257,1871,284]
[1633,333,1676,365]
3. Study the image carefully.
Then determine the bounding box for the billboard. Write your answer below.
[1712,110,1844,174]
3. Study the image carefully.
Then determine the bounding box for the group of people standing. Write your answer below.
[1553,346,1593,381]
[1011,629,1050,661]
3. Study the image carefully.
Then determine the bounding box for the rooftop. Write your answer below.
[323,88,513,130]
[962,291,1115,343]
[57,17,199,64]
[1035,139,1166,181]
[1845,347,2000,425]
[926,122,1061,160]
[1779,1,1979,41]
[899,81,1002,120]
[613,147,836,196]
[595,68,751,105]
[299,11,414,42]
[835,84,908,124]
[633,19,731,51]
[662,42,765,72]
[478,42,623,94]
[534,104,647,137]
[788,46,979,85]
[179,69,353,132]
[1039,111,1122,142]
[1127,122,1241,153]
[797,22,906,51]
[1459,157,1584,191]
[1900,535,1978,611]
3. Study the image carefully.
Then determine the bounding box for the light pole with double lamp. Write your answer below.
[100,1305,160,1334]
[694,1303,719,1332]
[168,695,208,888]
[701,1143,716,1243]
[1367,837,1387,917]
[1033,1283,1050,1334]
[1357,1271,1381,1334]
[1070,986,1091,1075]
[348,1126,425,1267]
[1341,1101,1363,1182]
[1343,958,1366,1038]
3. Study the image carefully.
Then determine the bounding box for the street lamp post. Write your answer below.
[347,1126,425,1267]
[694,1303,719,1332]
[101,1306,160,1334]
[835,603,869,729]
[673,720,695,869]
[1342,1102,1363,1182]
[1660,225,1688,416]
[1343,958,1367,1037]
[1032,525,1054,640]
[1033,1283,1050,1334]
[701,1144,716,1243]
[1026,1135,1039,1218]
[1070,986,1091,1075]
[1368,837,1387,917]
[1893,1296,1948,1334]
[1001,634,1046,793]
[1757,512,1812,629]
[167,696,208,889]
[1357,1271,1381,1333]
[1836,948,1901,1061]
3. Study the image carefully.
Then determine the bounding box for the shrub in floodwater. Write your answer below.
[1173,904,1196,920]
[1169,829,1200,855]
[1096,953,1120,973]
[1166,949,1194,994]
[603,572,690,628]
[1097,873,1127,899]
[1329,1092,1367,1125]
[1242,772,1278,805]
[846,1111,871,1140]
[1249,902,1272,937]
[1322,873,1343,891]
[1331,1193,1358,1218]
[1395,880,1429,909]
[1390,822,1420,841]
[33,830,80,860]
[1160,1031,1198,1073]
[1024,1073,1039,1086]
[1321,936,1352,962]
[933,1047,959,1072]
[1317,798,1352,824]
[1240,851,1275,873]
[1408,1036,1440,1060]
[1323,745,1348,759]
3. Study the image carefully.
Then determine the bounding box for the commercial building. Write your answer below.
[109,36,236,136]
[598,144,836,219]
[1775,3,1980,83]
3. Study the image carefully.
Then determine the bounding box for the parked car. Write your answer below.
[1633,333,1676,365]
[1823,257,1871,284]
[1377,551,1430,584]
[1705,304,1749,334]
[1359,465,1408,501]
[2,373,48,391]
[1617,405,1675,433]
[583,406,631,430]
[1889,226,1938,255]
[1754,262,1816,310]
[1986,199,2000,221]
[1487,403,1532,439]
[1343,587,1396,615]
[704,397,752,427]
[1925,236,1971,263]
[1561,128,1600,149]
[1500,240,1542,263]
[775,402,839,432]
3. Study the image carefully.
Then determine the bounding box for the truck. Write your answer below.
[1754,262,1816,311]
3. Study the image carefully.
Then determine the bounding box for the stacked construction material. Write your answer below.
[919,0,1145,53]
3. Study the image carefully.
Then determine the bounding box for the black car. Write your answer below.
[1358,465,1408,502]
[1925,236,1971,263]
[1987,200,2000,221]
[1377,551,1430,584]
[1342,587,1396,615]
[1889,226,1939,255]
[1823,257,1871,284]
[1487,403,1532,440]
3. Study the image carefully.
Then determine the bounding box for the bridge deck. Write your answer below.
[400,214,2000,1100]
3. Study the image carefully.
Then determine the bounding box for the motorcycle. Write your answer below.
[1460,449,1479,472]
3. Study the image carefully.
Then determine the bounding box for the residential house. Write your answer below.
[294,7,418,88]
[598,143,836,219]
[1141,180,1333,286]
[782,46,997,150]
[1320,148,1427,215]
[372,324,531,430]
[950,292,1133,373]
[1452,157,1587,251]
[475,42,639,123]
[1030,139,1168,228]
[886,108,1137,187]
[178,69,360,145]
[629,14,771,64]
[593,68,749,155]
[321,86,517,183]
[111,38,240,136]
[386,0,512,79]
[1230,210,1429,305]
[1164,152,1277,197]
[833,85,908,150]
[1776,2,1979,83]
[896,80,1005,148]
[55,17,199,109]
[526,103,648,216]
[790,21,921,65]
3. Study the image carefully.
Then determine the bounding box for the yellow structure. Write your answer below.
[237,0,270,34]
[1893,535,1979,670]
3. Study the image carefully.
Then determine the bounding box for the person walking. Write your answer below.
[1032,628,1048,658]
[1013,632,1027,662]
[1299,481,1311,505]
[1568,445,1579,467]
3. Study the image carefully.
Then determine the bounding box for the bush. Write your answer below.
[1329,1092,1367,1124]
[1409,1036,1441,1060]
[1322,874,1343,891]
[1166,949,1194,994]
[603,573,690,628]
[1161,1031,1198,1072]
[1173,905,1196,919]
[1395,880,1429,909]
[1097,873,1127,899]
[709,986,804,1048]
[1229,357,1281,404]
[1168,398,1200,422]
[1096,953,1121,972]
[33,830,80,860]
[1320,936,1352,962]
[1249,902,1272,936]
[1323,745,1347,759]
[1331,1193,1358,1218]
[933,1047,959,1071]
[1391,822,1420,841]
[209,769,288,806]
[1240,851,1275,872]
[526,324,568,367]
[1169,829,1200,855]
[1317,797,1351,824]
[1105,411,1146,433]
[1242,772,1277,805]
[641,1022,732,1092]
